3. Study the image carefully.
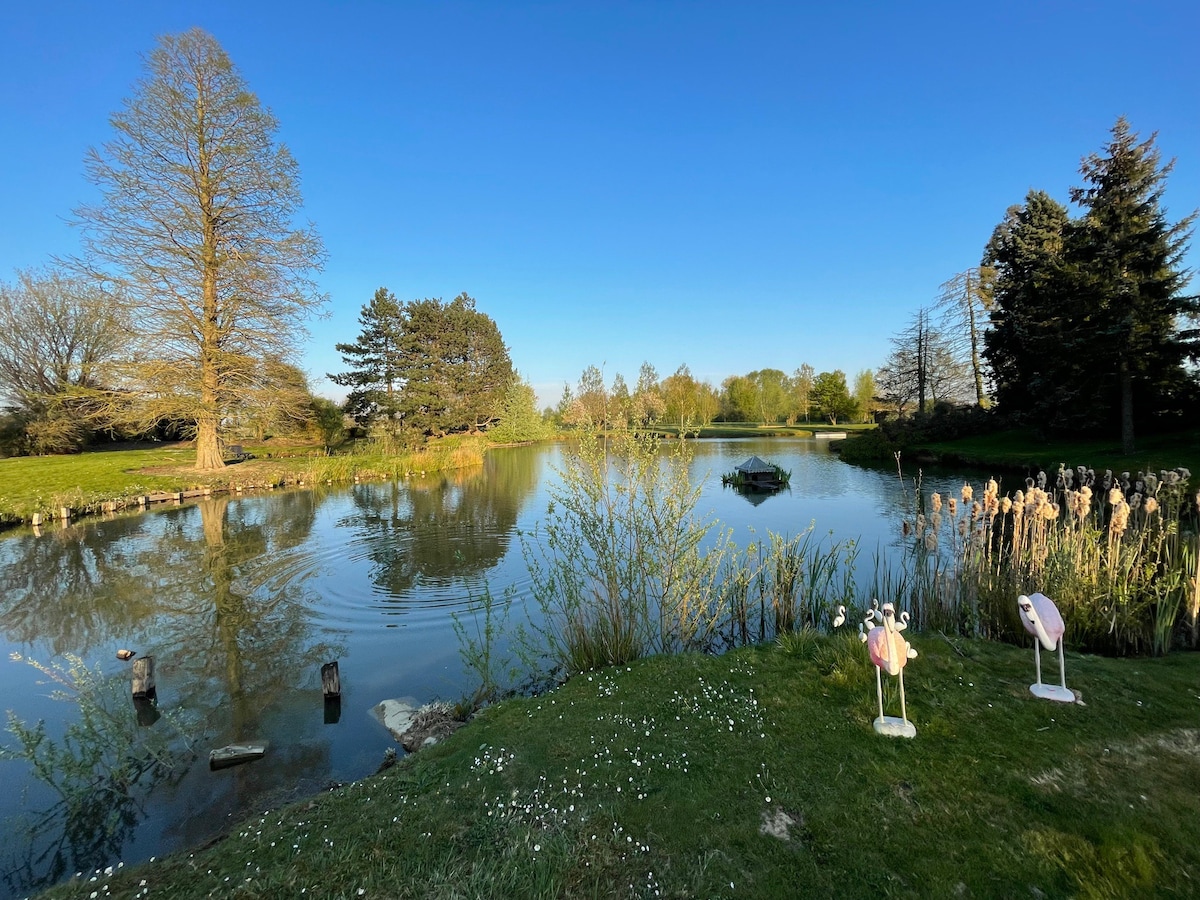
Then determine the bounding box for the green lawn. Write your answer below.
[43,634,1200,899]
[915,428,1200,481]
[0,437,488,526]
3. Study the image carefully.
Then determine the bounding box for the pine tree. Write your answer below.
[329,288,406,438]
[981,190,1072,424]
[1066,118,1198,453]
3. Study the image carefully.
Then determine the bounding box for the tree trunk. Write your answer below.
[196,419,225,470]
[1120,360,1135,455]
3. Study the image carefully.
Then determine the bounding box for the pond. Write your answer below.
[0,438,989,897]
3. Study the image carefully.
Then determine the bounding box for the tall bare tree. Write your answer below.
[934,267,994,408]
[73,28,326,469]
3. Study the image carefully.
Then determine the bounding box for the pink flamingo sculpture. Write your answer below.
[1017,593,1075,703]
[859,600,918,738]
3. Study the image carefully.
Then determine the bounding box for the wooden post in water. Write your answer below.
[30,513,42,527]
[321,661,341,698]
[132,656,156,699]
[322,661,342,724]
[59,506,71,521]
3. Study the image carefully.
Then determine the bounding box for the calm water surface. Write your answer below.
[0,439,987,897]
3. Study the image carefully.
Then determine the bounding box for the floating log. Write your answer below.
[209,743,267,770]
[132,656,156,698]
[147,491,182,504]
[181,489,207,499]
[321,661,341,699]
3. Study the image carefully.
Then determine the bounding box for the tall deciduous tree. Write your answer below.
[73,28,326,469]
[852,369,876,423]
[789,363,815,424]
[934,268,993,408]
[811,370,856,424]
[662,364,699,431]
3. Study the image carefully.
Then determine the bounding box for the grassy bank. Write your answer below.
[43,634,1200,899]
[0,436,488,528]
[839,426,1200,480]
[650,423,874,439]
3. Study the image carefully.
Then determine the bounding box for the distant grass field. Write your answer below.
[652,422,875,439]
[41,634,1200,899]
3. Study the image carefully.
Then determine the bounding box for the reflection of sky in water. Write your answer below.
[0,439,990,898]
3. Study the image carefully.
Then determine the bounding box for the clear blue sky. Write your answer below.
[3,1,1197,407]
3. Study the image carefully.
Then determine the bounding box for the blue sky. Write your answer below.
[3,1,1197,407]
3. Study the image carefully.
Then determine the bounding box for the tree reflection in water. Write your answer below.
[0,491,342,898]
[345,447,540,599]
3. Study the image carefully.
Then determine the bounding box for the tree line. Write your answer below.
[551,362,877,430]
[877,118,1196,453]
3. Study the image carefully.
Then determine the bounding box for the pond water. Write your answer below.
[0,439,988,897]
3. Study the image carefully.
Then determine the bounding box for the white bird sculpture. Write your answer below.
[860,600,918,738]
[1017,592,1075,703]
[832,605,846,629]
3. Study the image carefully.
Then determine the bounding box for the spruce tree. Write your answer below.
[1066,117,1198,452]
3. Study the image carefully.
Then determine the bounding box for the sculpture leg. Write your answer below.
[899,668,909,725]
[1058,640,1067,690]
[1034,640,1042,685]
[876,665,884,722]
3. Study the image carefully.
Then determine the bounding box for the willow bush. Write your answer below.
[518,429,859,680]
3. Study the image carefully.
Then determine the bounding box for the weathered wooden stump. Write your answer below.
[321,661,341,698]
[30,513,42,527]
[132,656,156,699]
[59,506,72,521]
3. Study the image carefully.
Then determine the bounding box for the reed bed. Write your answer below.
[895,465,1200,656]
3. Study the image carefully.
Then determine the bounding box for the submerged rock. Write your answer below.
[370,698,463,752]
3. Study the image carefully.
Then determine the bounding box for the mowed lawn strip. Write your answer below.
[43,635,1200,899]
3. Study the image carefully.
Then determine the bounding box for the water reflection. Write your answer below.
[342,448,541,599]
[0,440,982,899]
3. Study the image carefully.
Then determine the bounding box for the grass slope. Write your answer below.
[916,428,1200,481]
[47,635,1200,899]
[0,438,487,527]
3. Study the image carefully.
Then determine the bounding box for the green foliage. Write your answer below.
[811,369,856,424]
[983,119,1198,448]
[307,396,346,449]
[520,429,732,675]
[333,290,514,442]
[488,377,550,444]
[329,287,407,435]
[1,653,198,888]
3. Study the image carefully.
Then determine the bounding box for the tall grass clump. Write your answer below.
[890,465,1199,655]
[520,429,733,676]
[513,428,864,683]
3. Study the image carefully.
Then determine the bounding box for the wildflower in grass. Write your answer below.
[1143,497,1159,516]
[1109,487,1125,506]
[1001,497,1013,515]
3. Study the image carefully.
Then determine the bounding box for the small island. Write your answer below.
[721,455,791,492]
